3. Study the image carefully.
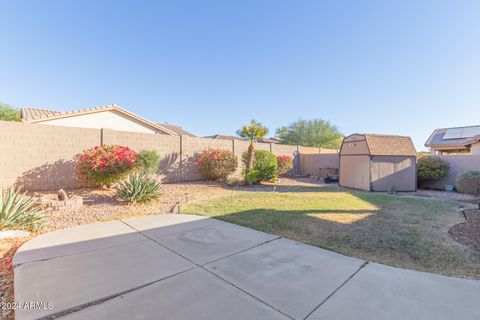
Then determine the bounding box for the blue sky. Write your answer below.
[1,1,479,150]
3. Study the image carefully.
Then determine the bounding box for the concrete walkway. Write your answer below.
[13,214,480,320]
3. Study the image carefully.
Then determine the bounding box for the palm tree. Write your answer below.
[237,120,269,174]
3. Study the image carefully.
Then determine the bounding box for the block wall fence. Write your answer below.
[0,120,337,191]
[421,155,480,190]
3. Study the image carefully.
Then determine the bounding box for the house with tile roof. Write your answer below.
[425,125,480,155]
[21,104,193,136]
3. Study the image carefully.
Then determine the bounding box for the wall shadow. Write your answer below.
[15,157,88,191]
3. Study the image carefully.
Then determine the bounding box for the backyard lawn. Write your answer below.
[182,185,480,279]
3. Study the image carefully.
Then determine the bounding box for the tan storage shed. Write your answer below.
[339,134,417,192]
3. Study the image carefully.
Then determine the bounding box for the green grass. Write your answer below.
[182,186,480,279]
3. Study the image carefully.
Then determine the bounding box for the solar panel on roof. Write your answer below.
[443,126,480,140]
[443,128,463,140]
[460,126,480,138]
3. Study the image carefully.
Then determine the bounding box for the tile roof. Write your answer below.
[21,105,115,121]
[204,134,246,141]
[158,123,196,137]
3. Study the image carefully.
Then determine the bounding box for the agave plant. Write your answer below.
[116,173,161,204]
[0,186,45,231]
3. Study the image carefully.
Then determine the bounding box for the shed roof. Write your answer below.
[342,134,417,156]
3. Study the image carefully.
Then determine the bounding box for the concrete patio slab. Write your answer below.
[205,238,365,320]
[15,240,194,320]
[307,262,480,320]
[123,214,224,239]
[62,268,290,320]
[13,214,480,320]
[13,220,146,266]
[153,222,279,265]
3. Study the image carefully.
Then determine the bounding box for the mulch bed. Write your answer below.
[449,209,480,251]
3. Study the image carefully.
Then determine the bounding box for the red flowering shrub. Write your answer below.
[196,148,238,181]
[276,155,293,176]
[77,145,138,186]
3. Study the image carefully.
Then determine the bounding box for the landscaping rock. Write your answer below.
[0,230,30,240]
[58,189,69,201]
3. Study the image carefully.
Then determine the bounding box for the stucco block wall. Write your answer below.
[422,155,480,189]
[300,154,339,176]
[1,120,318,190]
[0,121,100,190]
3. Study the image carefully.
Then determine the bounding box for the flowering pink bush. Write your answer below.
[77,145,138,186]
[196,148,238,181]
[276,155,293,176]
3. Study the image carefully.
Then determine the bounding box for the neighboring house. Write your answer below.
[425,125,480,155]
[21,104,182,135]
[158,123,196,137]
[256,137,282,144]
[204,134,245,141]
[204,134,281,144]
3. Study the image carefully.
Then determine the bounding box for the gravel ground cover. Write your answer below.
[449,209,480,251]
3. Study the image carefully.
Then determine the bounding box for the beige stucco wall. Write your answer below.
[0,120,309,190]
[422,155,480,189]
[300,154,339,176]
[339,155,370,191]
[370,156,416,192]
[471,142,480,155]
[36,110,159,134]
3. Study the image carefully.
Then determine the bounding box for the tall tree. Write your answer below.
[237,120,269,174]
[276,119,343,149]
[0,102,20,122]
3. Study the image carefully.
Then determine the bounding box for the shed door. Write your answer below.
[370,156,416,192]
[339,155,370,191]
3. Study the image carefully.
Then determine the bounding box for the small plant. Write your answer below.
[244,170,261,185]
[77,145,138,187]
[136,149,161,174]
[242,150,277,184]
[388,185,397,194]
[276,155,293,176]
[417,156,449,182]
[116,173,161,204]
[456,171,480,195]
[0,186,44,231]
[196,148,238,181]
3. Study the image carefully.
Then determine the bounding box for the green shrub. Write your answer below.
[244,170,261,185]
[77,145,138,187]
[116,173,161,204]
[276,155,293,176]
[456,171,480,195]
[417,156,449,182]
[242,150,277,183]
[196,148,238,181]
[0,186,44,231]
[136,149,161,174]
